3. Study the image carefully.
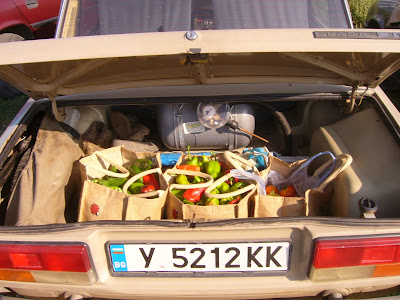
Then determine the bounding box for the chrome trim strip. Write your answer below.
[343,0,355,29]
[31,16,58,30]
[55,0,68,38]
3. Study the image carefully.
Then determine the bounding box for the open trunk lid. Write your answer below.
[0,29,399,100]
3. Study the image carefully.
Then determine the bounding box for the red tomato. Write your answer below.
[279,185,297,197]
[266,185,279,196]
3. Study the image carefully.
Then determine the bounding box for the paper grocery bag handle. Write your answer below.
[122,168,162,195]
[129,189,165,198]
[223,151,259,173]
[314,153,353,192]
[204,173,255,199]
[87,151,130,178]
[165,169,214,190]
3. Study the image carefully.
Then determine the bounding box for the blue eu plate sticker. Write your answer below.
[110,244,128,272]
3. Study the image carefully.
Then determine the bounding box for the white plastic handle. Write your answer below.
[230,169,266,196]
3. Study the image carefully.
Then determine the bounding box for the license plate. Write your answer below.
[109,242,290,273]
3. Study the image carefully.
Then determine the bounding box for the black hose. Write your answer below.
[257,103,293,156]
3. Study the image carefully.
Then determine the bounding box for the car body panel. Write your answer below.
[0,29,399,100]
[0,220,400,299]
[0,0,31,33]
[13,0,60,28]
[0,0,60,38]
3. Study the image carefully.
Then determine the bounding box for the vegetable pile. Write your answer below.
[171,175,249,206]
[92,158,160,195]
[265,185,297,197]
[171,148,250,206]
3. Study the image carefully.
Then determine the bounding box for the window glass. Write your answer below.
[65,0,351,37]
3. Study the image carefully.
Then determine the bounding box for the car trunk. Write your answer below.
[0,30,400,298]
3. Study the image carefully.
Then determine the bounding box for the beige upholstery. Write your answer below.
[310,108,400,218]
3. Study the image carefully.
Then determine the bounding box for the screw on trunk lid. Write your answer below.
[185,31,198,41]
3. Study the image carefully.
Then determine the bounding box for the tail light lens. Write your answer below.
[0,243,96,285]
[310,236,400,281]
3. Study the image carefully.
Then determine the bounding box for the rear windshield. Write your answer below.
[60,0,352,37]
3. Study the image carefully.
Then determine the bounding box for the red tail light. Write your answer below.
[310,236,400,281]
[0,243,95,285]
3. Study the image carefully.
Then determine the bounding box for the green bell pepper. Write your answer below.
[229,186,239,193]
[186,146,200,166]
[134,159,153,171]
[206,160,221,179]
[127,165,144,183]
[176,174,190,185]
[108,165,119,173]
[106,177,128,187]
[217,182,230,193]
[210,188,220,195]
[171,189,185,200]
[129,182,144,194]
[220,197,234,205]
[182,199,195,205]
[108,186,123,192]
[192,175,203,184]
[96,179,110,187]
[200,155,209,172]
[205,198,220,206]
[233,181,246,189]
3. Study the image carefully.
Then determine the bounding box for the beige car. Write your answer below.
[0,1,400,299]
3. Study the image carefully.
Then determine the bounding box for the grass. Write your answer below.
[0,94,29,135]
[348,0,378,28]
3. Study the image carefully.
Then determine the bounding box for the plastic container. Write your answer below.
[63,106,110,135]
[157,103,255,150]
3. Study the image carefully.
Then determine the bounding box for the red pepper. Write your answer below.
[229,196,241,204]
[224,169,239,186]
[177,165,201,172]
[143,173,160,190]
[141,185,155,193]
[219,161,229,172]
[183,187,206,204]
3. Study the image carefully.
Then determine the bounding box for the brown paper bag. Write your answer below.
[78,146,167,221]
[79,145,161,181]
[78,180,167,221]
[254,153,352,217]
[166,170,255,221]
[165,151,257,220]
[189,173,256,220]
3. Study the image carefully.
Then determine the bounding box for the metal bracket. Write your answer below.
[175,104,186,150]
[185,213,206,228]
[181,54,210,84]
[343,83,358,114]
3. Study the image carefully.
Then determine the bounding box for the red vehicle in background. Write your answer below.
[0,0,61,97]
